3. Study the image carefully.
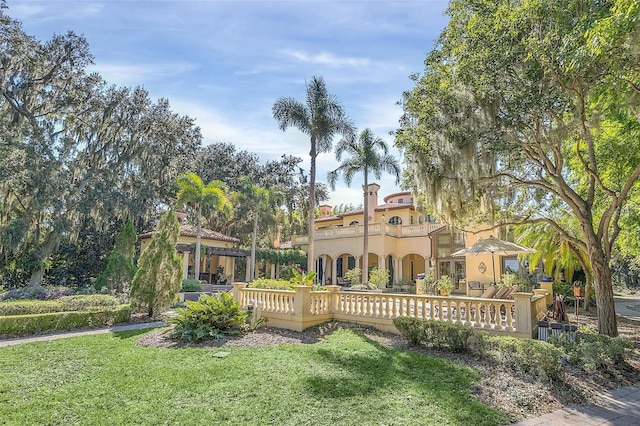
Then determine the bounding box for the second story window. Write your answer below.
[388,216,402,225]
[349,220,359,226]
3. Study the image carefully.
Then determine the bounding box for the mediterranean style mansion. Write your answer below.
[291,183,525,295]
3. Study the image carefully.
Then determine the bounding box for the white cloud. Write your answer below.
[281,49,371,69]
[88,62,199,87]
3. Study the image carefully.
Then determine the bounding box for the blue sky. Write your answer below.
[7,0,449,208]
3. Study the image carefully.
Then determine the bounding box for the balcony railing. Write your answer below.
[291,222,445,245]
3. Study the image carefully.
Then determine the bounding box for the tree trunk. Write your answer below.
[362,174,369,286]
[28,230,60,287]
[195,204,202,280]
[250,213,258,281]
[590,246,618,336]
[307,138,316,275]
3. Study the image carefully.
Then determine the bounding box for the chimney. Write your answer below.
[319,204,332,218]
[366,183,380,220]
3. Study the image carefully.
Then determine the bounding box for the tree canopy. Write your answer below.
[396,0,640,336]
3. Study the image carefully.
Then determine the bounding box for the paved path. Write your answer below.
[512,382,640,425]
[0,321,165,347]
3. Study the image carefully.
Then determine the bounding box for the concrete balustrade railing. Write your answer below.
[231,283,549,338]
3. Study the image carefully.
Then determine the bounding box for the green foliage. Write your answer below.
[343,268,362,286]
[255,248,307,266]
[168,292,248,342]
[181,279,203,292]
[485,336,564,383]
[277,264,302,280]
[130,210,183,318]
[290,269,316,286]
[0,305,131,334]
[549,326,636,372]
[368,267,390,288]
[436,275,453,293]
[248,279,294,290]
[393,317,485,353]
[95,219,137,294]
[0,295,119,316]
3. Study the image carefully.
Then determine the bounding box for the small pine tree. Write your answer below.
[95,218,137,295]
[130,209,183,317]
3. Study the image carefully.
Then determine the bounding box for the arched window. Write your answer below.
[388,216,402,225]
[349,220,359,226]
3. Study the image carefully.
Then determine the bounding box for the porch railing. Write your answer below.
[231,283,548,338]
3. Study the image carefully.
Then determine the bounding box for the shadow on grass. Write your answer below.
[304,328,506,425]
[111,328,159,340]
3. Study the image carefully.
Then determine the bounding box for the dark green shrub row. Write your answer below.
[0,295,119,316]
[393,316,482,353]
[393,317,563,382]
[168,293,248,342]
[0,304,131,335]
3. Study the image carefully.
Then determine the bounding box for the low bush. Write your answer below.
[393,317,486,354]
[550,325,636,372]
[393,317,564,383]
[0,295,119,316]
[485,336,563,383]
[181,279,202,292]
[1,285,74,301]
[0,305,131,334]
[249,279,294,290]
[168,292,248,342]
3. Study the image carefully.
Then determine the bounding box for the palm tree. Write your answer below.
[328,128,400,286]
[272,76,354,274]
[176,172,231,280]
[236,177,284,281]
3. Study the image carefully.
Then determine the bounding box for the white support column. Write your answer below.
[425,257,430,277]
[182,251,190,279]
[270,263,276,279]
[398,257,404,282]
[332,257,337,284]
[393,258,399,283]
[322,255,327,282]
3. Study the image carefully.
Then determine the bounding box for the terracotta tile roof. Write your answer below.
[178,225,240,243]
[138,224,239,243]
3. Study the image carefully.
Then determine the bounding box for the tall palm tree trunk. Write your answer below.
[195,204,202,280]
[362,171,369,286]
[307,138,317,275]
[250,213,258,281]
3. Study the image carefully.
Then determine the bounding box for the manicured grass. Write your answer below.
[0,328,508,425]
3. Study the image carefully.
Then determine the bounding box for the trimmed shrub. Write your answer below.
[393,317,487,354]
[0,295,119,316]
[181,279,203,292]
[485,336,563,383]
[168,292,248,342]
[249,279,294,290]
[0,305,131,335]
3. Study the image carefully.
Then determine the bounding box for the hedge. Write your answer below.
[0,304,132,335]
[0,295,119,316]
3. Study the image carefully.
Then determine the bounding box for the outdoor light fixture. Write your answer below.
[478,262,487,274]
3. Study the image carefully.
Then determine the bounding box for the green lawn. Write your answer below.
[0,328,509,425]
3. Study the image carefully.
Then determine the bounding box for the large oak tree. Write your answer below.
[396,0,640,336]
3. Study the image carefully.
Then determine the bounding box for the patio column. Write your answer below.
[270,263,276,279]
[245,256,251,282]
[322,255,327,282]
[424,258,429,278]
[398,257,404,282]
[230,257,236,283]
[182,251,190,279]
[332,258,337,284]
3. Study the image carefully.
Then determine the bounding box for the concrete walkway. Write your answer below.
[0,321,165,347]
[513,382,640,425]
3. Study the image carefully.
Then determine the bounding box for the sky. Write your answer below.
[7,0,450,208]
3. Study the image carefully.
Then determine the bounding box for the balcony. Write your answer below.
[291,222,445,245]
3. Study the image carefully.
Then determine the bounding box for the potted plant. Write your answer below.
[573,280,585,297]
[436,275,453,296]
